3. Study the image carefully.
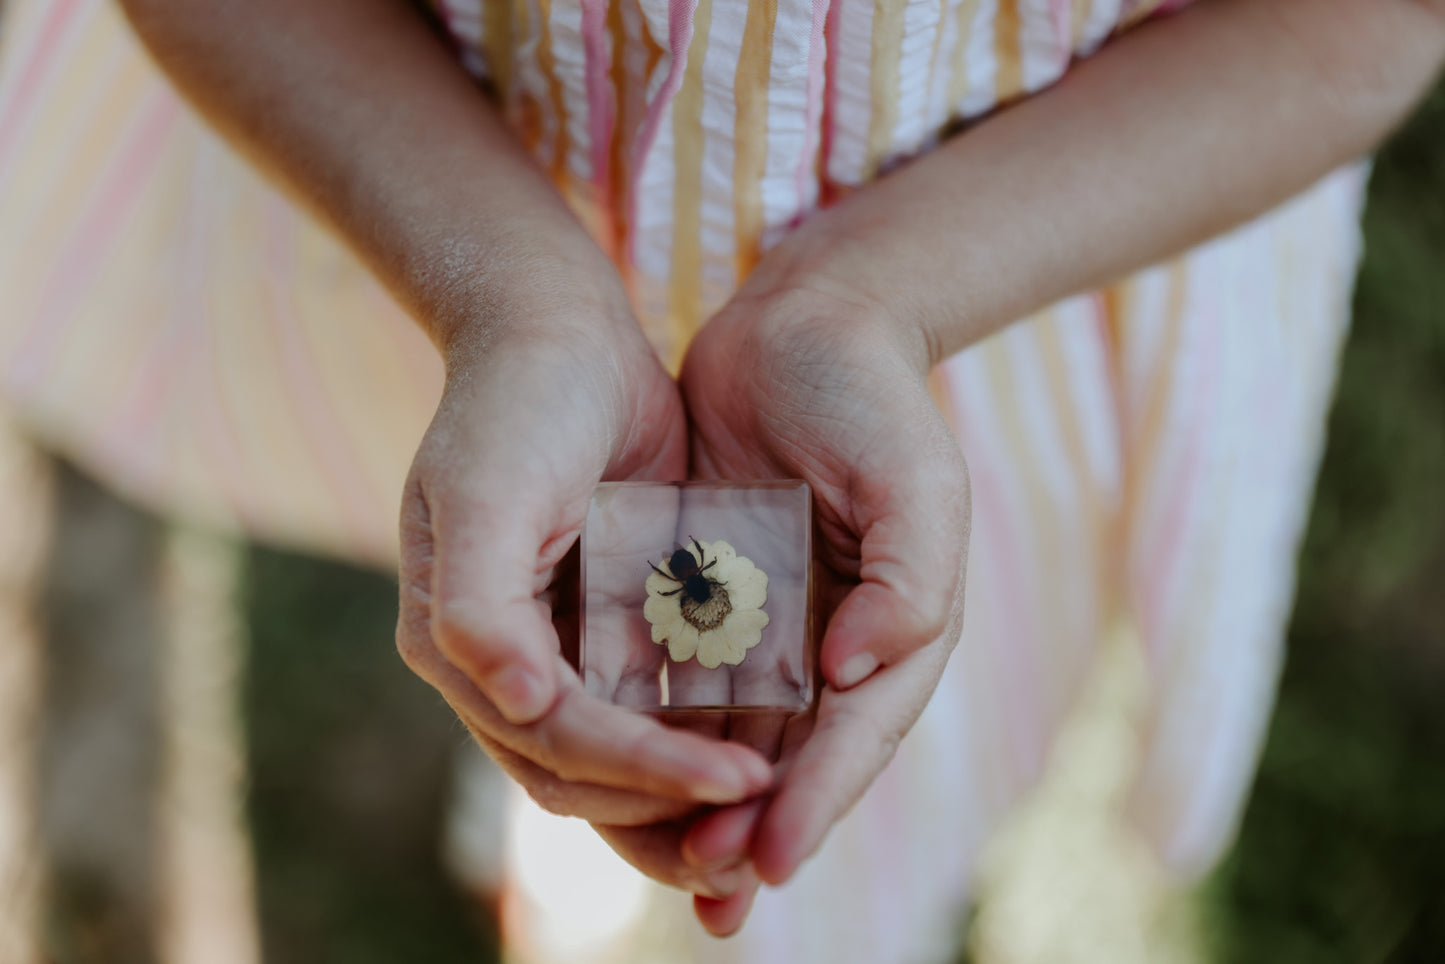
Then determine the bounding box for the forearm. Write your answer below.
[120,0,626,357]
[763,0,1445,365]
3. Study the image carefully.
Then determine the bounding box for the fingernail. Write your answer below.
[698,865,748,899]
[693,770,752,805]
[836,652,879,689]
[488,665,549,722]
[738,754,774,791]
[685,832,746,873]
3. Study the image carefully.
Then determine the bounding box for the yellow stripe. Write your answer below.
[482,0,515,102]
[666,0,714,338]
[947,0,982,111]
[993,0,1023,104]
[731,0,778,278]
[534,0,570,180]
[1071,0,1092,48]
[863,1,907,179]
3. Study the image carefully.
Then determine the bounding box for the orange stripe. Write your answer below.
[731,0,778,279]
[1121,0,1169,29]
[863,1,907,179]
[993,0,1024,104]
[665,0,714,338]
[605,0,628,259]
[534,0,571,180]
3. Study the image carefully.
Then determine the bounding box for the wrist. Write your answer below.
[735,222,940,375]
[422,230,642,372]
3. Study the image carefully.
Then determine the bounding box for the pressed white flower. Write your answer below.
[642,538,769,669]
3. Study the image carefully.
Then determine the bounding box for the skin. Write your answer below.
[121,0,1445,937]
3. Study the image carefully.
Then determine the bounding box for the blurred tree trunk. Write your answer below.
[40,463,164,964]
[0,413,51,964]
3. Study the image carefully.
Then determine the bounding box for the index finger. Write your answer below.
[412,641,775,803]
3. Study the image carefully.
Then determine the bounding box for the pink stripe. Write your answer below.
[624,0,699,263]
[259,204,383,546]
[791,0,831,222]
[5,92,179,397]
[1049,0,1070,46]
[96,147,218,468]
[0,0,84,151]
[579,0,614,203]
[940,361,1047,785]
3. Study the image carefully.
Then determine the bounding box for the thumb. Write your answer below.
[821,427,970,690]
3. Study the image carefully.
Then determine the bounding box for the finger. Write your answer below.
[593,823,755,899]
[682,798,767,872]
[693,869,761,937]
[750,639,954,885]
[822,415,971,690]
[407,634,774,803]
[470,728,704,826]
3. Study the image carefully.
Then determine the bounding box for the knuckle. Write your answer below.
[888,585,951,651]
[395,610,447,680]
[431,604,502,674]
[529,688,582,779]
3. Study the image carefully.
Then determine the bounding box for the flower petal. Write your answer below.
[645,571,676,596]
[725,563,768,611]
[726,608,769,646]
[696,632,726,670]
[668,623,700,663]
[643,591,678,623]
[705,539,738,575]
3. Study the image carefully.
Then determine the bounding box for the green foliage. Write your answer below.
[243,548,497,964]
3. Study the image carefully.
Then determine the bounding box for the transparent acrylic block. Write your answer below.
[581,481,813,714]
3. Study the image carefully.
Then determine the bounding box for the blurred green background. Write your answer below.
[22,61,1445,964]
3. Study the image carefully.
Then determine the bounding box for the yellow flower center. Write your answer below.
[679,583,732,632]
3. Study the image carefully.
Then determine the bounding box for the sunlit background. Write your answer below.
[0,38,1441,964]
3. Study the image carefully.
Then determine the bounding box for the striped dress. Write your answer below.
[0,0,1366,960]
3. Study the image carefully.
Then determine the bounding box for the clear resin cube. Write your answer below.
[581,481,813,714]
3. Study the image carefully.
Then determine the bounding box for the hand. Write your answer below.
[598,264,971,932]
[395,274,774,831]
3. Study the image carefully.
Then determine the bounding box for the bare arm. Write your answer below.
[666,0,1445,930]
[118,0,776,827]
[119,0,615,353]
[749,0,1445,366]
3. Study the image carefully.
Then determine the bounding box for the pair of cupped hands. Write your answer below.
[395,230,971,935]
